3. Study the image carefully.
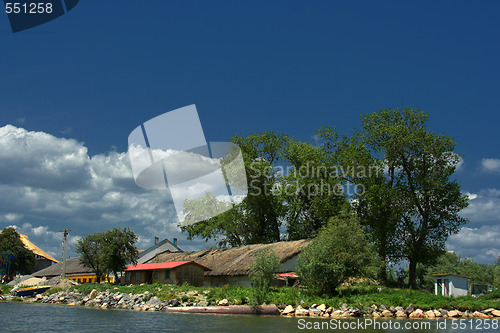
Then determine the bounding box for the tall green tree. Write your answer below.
[102,228,138,284]
[76,232,107,282]
[352,107,468,288]
[0,227,35,277]
[76,228,138,283]
[182,132,288,247]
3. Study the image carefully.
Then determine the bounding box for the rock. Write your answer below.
[295,308,309,316]
[409,309,424,318]
[424,310,435,319]
[395,306,404,312]
[309,308,322,316]
[484,308,495,314]
[473,311,489,319]
[448,310,461,318]
[317,304,327,311]
[434,310,442,317]
[282,305,295,315]
[331,310,344,317]
[322,313,330,317]
[326,307,334,314]
[439,309,448,317]
[311,304,318,308]
[35,294,43,300]
[382,310,392,317]
[491,310,500,317]
[341,303,348,311]
[372,311,381,318]
[405,304,414,314]
[379,304,388,311]
[395,310,407,318]
[144,291,149,295]
[198,300,209,307]
[217,299,229,306]
[170,299,180,307]
[89,289,99,300]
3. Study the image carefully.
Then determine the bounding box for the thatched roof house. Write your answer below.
[148,239,311,287]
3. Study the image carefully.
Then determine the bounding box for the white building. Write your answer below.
[433,274,470,297]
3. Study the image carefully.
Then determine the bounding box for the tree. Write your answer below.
[353,108,469,288]
[0,227,35,277]
[181,132,347,246]
[102,227,138,284]
[76,228,138,283]
[249,249,280,305]
[76,232,107,282]
[297,212,376,295]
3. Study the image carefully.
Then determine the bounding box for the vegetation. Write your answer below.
[76,227,138,283]
[179,107,471,292]
[297,212,377,295]
[0,227,36,277]
[69,282,499,311]
[249,249,280,306]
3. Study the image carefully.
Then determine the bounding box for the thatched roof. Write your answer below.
[32,257,93,278]
[149,239,311,276]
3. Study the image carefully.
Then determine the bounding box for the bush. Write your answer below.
[249,249,280,306]
[298,212,376,295]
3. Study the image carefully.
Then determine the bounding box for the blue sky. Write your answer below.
[0,1,499,263]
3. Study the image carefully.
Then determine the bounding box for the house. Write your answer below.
[148,239,311,287]
[136,237,182,264]
[433,274,470,297]
[124,261,210,286]
[32,257,114,283]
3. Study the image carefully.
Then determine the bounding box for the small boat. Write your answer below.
[15,286,51,297]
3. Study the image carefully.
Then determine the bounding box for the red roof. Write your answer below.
[124,261,211,272]
[277,272,299,278]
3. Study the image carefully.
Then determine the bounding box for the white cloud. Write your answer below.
[0,125,187,257]
[447,226,500,264]
[481,158,500,173]
[461,188,500,225]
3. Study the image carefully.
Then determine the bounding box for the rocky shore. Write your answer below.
[2,288,500,319]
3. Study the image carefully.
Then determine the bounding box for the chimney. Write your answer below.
[154,236,159,245]
[173,238,178,246]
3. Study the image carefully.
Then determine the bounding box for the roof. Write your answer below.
[2,231,59,263]
[149,239,311,277]
[124,261,211,272]
[432,274,472,279]
[277,272,299,278]
[32,257,93,277]
[136,238,182,264]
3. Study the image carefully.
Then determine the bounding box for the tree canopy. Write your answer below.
[76,227,138,283]
[0,227,36,277]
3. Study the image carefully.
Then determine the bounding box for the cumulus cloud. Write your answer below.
[447,226,500,264]
[481,158,500,173]
[0,125,196,257]
[461,188,500,226]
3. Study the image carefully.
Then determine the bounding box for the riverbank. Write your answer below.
[1,283,499,318]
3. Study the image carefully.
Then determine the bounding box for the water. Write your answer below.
[1,302,498,333]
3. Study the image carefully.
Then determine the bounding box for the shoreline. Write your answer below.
[1,289,499,319]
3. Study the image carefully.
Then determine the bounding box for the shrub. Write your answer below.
[297,212,376,295]
[249,249,280,306]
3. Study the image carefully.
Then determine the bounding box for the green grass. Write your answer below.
[69,283,499,311]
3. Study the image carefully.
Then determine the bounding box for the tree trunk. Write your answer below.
[408,258,417,289]
[379,259,387,285]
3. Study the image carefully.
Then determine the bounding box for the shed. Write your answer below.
[433,274,470,297]
[124,261,211,287]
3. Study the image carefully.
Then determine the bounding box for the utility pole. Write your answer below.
[60,229,71,280]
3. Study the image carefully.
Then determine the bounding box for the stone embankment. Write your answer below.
[4,289,500,318]
[280,303,500,318]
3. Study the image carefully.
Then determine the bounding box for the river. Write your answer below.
[1,302,498,332]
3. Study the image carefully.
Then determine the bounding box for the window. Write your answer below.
[136,271,140,281]
[165,269,170,280]
[125,272,131,282]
